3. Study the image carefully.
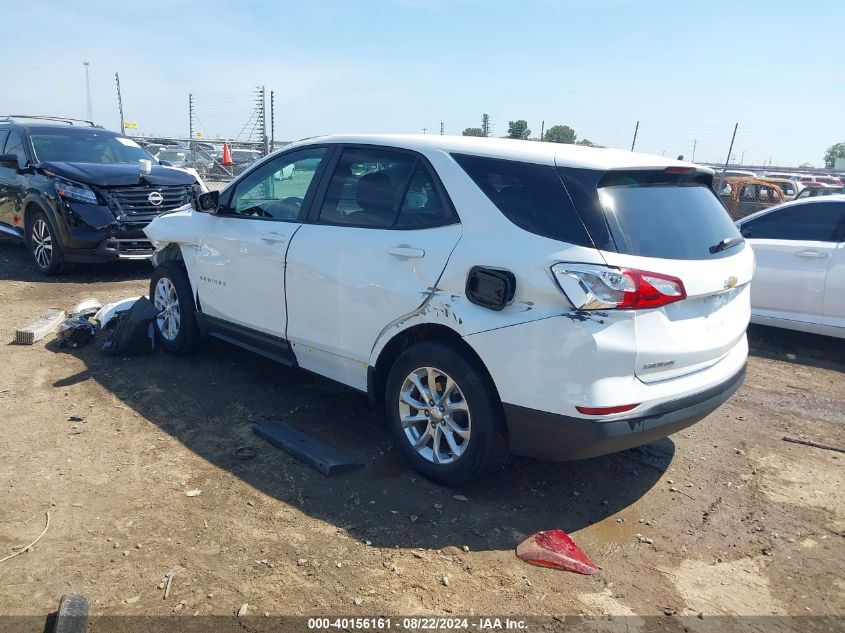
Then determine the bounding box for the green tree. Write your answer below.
[576,138,603,147]
[507,120,531,140]
[544,125,577,144]
[462,127,485,137]
[823,142,845,168]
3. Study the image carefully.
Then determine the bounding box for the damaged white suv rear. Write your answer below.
[144,135,752,485]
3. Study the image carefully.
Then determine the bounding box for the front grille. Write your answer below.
[108,184,191,220]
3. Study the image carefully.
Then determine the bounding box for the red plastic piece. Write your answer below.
[515,529,599,575]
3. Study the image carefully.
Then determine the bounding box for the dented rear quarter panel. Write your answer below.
[369,147,612,366]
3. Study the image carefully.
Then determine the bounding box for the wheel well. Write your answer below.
[24,201,45,231]
[371,324,500,410]
[153,243,185,267]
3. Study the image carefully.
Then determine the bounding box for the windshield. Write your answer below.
[596,172,743,260]
[29,129,155,165]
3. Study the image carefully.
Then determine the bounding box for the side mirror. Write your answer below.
[0,154,20,171]
[196,190,219,214]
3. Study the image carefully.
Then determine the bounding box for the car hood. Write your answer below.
[40,161,197,187]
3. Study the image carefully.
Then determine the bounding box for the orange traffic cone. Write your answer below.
[221,143,233,167]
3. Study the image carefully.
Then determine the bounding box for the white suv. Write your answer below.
[145,135,753,485]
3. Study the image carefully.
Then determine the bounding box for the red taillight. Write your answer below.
[551,264,687,311]
[576,404,639,416]
[618,269,687,309]
[664,166,695,175]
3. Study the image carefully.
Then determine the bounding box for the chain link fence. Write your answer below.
[133,137,285,187]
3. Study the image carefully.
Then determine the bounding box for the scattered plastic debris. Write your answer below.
[515,529,599,575]
[93,297,142,329]
[185,489,202,497]
[70,298,102,318]
[100,297,159,355]
[56,315,97,349]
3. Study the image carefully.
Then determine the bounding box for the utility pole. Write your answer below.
[423,127,427,134]
[440,121,444,135]
[715,123,739,197]
[481,113,490,138]
[691,139,697,162]
[540,120,545,141]
[188,93,194,145]
[741,150,746,165]
[114,72,125,135]
[270,90,275,152]
[83,61,93,122]
[630,120,639,151]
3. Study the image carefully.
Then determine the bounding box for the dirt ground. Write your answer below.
[0,238,843,627]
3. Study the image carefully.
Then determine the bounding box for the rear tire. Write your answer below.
[385,341,508,486]
[27,210,73,275]
[150,261,202,354]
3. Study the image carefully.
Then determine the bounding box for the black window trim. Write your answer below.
[216,143,339,223]
[306,143,460,230]
[3,128,32,169]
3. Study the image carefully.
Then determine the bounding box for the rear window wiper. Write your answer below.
[709,236,745,254]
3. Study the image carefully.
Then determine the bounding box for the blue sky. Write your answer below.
[3,0,842,167]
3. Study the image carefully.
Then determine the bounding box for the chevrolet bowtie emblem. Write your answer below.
[724,276,738,289]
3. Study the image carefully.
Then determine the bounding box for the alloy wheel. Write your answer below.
[31,219,53,270]
[153,277,181,341]
[398,367,472,464]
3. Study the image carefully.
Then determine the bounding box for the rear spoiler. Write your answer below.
[598,167,714,189]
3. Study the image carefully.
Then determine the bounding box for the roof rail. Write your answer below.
[1,115,98,127]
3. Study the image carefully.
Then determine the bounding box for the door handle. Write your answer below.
[260,232,286,244]
[387,247,425,259]
[795,249,828,259]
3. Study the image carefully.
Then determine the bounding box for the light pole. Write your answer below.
[83,61,93,122]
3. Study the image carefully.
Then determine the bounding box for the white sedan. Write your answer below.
[738,195,845,338]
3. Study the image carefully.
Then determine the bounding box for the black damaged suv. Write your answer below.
[0,116,199,274]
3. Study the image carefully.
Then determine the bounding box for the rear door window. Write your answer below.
[595,170,743,259]
[741,202,845,242]
[452,153,592,246]
[318,148,417,228]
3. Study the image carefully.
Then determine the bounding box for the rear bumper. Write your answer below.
[504,363,746,461]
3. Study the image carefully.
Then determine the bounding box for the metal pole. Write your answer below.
[715,123,739,197]
[270,90,275,152]
[83,62,93,122]
[188,94,194,163]
[630,120,639,151]
[540,120,544,141]
[115,73,125,135]
[691,139,697,162]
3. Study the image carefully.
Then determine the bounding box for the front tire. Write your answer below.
[385,341,508,486]
[150,261,201,354]
[28,210,72,275]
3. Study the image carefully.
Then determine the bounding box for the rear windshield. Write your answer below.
[596,171,743,260]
